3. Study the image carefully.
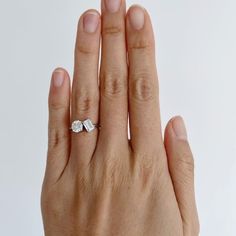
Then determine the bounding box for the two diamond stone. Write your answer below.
[71,119,96,133]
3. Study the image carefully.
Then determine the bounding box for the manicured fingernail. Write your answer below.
[53,69,64,87]
[105,0,121,13]
[172,117,188,140]
[83,12,99,33]
[129,5,145,30]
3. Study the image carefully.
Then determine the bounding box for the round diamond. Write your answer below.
[71,120,83,133]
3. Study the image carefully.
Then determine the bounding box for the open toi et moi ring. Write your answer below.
[70,119,100,133]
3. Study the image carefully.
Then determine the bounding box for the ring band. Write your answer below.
[70,119,100,133]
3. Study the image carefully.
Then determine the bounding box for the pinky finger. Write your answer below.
[44,68,71,184]
[164,116,200,236]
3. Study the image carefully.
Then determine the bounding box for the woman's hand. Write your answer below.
[41,1,199,235]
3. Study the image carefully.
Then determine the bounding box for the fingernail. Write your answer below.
[83,12,99,33]
[129,5,145,30]
[172,117,188,140]
[53,69,64,87]
[105,0,121,13]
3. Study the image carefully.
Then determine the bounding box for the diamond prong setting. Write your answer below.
[71,120,83,133]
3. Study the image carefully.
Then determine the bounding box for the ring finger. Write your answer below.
[70,10,101,166]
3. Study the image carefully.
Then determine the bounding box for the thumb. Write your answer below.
[164,116,200,236]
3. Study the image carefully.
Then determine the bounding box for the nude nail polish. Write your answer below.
[105,0,121,13]
[83,12,99,33]
[129,6,145,30]
[53,69,64,87]
[172,117,188,140]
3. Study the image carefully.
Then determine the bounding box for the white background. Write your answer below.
[0,0,236,235]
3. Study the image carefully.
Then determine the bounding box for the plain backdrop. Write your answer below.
[0,0,236,235]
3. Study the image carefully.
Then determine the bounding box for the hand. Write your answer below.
[41,1,199,235]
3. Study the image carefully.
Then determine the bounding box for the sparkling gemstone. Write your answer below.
[71,120,83,133]
[83,119,95,132]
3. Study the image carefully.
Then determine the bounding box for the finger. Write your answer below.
[71,10,101,164]
[45,68,71,184]
[164,116,200,235]
[98,0,128,146]
[126,5,162,155]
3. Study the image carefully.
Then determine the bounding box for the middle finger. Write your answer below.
[98,0,128,147]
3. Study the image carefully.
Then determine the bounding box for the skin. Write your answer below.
[41,0,199,235]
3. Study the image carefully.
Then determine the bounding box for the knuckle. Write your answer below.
[139,160,156,184]
[102,25,123,36]
[101,72,127,98]
[90,151,129,191]
[129,37,152,51]
[75,42,96,55]
[130,74,155,102]
[133,151,168,190]
[73,89,98,113]
[48,128,69,150]
[179,156,195,173]
[176,146,195,175]
[49,100,67,112]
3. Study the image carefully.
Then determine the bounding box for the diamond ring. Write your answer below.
[70,119,100,133]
